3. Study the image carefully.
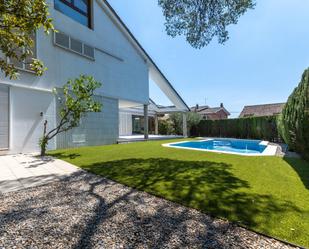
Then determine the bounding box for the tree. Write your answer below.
[158,0,255,48]
[186,112,202,135]
[1,0,253,78]
[278,68,309,160]
[0,0,54,79]
[168,112,201,136]
[39,75,102,156]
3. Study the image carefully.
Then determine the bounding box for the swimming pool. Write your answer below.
[163,138,278,156]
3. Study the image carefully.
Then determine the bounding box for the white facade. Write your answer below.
[0,0,188,153]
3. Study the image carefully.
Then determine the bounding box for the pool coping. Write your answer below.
[162,138,278,156]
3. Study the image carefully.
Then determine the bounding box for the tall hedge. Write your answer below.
[191,116,280,142]
[278,69,309,160]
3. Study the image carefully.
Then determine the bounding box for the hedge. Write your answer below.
[278,68,309,160]
[191,116,281,142]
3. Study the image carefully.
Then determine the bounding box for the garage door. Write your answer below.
[0,85,9,149]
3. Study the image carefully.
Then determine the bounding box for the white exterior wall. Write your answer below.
[10,87,56,153]
[57,96,119,149]
[0,0,150,153]
[0,0,149,104]
[119,112,133,136]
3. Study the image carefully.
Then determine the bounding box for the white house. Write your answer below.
[0,0,189,153]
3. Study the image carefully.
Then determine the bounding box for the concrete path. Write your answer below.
[0,154,80,193]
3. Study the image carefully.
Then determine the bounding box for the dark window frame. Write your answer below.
[56,0,92,28]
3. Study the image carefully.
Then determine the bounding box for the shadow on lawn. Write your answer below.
[82,158,300,231]
[0,163,304,248]
[50,152,81,160]
[284,156,309,190]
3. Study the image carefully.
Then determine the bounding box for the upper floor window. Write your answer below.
[9,32,36,72]
[54,0,91,28]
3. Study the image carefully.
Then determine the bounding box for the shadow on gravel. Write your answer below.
[81,158,300,233]
[0,160,302,248]
[284,156,309,189]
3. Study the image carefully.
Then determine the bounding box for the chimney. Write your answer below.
[195,104,199,111]
[220,103,224,108]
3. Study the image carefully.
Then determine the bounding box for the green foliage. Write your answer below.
[185,112,202,136]
[168,113,183,135]
[40,75,102,156]
[279,69,309,160]
[191,116,280,142]
[162,112,201,136]
[158,0,255,48]
[50,140,309,247]
[0,0,54,79]
[158,119,174,135]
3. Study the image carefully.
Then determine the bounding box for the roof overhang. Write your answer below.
[98,0,190,112]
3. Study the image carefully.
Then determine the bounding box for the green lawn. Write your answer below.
[50,139,309,247]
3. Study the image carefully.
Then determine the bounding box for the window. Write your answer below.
[54,31,95,60]
[54,0,91,28]
[9,33,36,71]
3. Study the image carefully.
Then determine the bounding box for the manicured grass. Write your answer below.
[50,139,309,247]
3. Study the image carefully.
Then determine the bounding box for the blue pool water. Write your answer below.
[170,139,267,154]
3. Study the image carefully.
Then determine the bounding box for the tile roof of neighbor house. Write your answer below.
[239,103,285,118]
[191,105,231,115]
[190,105,209,112]
[199,107,231,115]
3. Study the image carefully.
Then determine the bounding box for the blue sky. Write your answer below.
[108,0,309,117]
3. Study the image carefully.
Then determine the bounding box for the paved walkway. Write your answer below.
[0,154,80,193]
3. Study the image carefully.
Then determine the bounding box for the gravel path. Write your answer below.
[0,171,298,249]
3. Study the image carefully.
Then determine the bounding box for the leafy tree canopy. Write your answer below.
[39,75,102,156]
[159,0,255,48]
[0,0,54,79]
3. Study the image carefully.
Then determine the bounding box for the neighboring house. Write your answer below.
[0,0,189,153]
[239,103,285,118]
[191,103,230,120]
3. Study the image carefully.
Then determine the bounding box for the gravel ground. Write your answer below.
[0,171,299,249]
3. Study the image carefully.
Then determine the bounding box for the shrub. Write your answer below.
[167,112,201,136]
[191,116,281,142]
[158,119,174,135]
[279,69,309,160]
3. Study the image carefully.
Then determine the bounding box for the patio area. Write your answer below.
[0,154,80,193]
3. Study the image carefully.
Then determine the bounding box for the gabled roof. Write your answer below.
[190,105,209,112]
[191,105,230,116]
[239,103,285,118]
[99,0,190,111]
[199,107,230,115]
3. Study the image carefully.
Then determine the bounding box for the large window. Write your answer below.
[54,0,91,28]
[132,115,155,134]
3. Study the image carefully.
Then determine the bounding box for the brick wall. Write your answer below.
[204,110,228,120]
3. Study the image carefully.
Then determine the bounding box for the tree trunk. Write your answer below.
[40,139,47,157]
[40,120,48,157]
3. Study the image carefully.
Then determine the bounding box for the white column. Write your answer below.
[154,115,159,135]
[182,112,188,137]
[144,104,149,139]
